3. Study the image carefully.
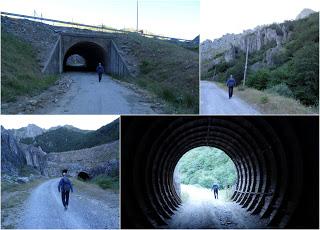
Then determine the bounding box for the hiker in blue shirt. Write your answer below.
[226,75,236,99]
[211,184,219,199]
[58,170,73,210]
[96,63,105,82]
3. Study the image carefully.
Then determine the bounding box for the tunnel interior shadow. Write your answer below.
[63,42,107,72]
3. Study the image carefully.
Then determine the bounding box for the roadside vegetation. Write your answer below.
[202,13,319,112]
[1,31,58,103]
[112,33,199,114]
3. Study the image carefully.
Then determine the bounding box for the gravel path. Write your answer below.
[200,81,260,114]
[40,72,156,114]
[18,178,119,229]
[167,184,267,229]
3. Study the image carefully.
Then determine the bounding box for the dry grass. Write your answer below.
[215,82,317,114]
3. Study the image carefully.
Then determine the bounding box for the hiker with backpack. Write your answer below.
[96,63,105,82]
[58,170,73,210]
[226,75,236,99]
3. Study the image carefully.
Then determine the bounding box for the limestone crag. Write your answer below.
[1,127,26,176]
[9,124,45,141]
[19,143,48,175]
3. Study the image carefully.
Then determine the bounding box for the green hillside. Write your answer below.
[21,119,119,152]
[1,31,58,103]
[205,13,319,107]
[113,33,199,114]
[177,147,237,189]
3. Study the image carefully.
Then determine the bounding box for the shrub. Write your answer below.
[260,96,269,104]
[247,69,270,90]
[265,83,294,98]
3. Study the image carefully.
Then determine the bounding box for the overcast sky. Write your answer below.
[1,0,199,39]
[201,0,320,41]
[0,115,119,130]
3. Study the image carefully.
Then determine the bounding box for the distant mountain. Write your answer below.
[9,124,45,140]
[296,8,316,20]
[20,119,119,153]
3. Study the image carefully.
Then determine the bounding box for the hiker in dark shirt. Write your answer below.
[58,170,73,210]
[211,184,219,199]
[226,75,236,99]
[96,63,105,82]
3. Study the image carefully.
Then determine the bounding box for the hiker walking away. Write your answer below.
[58,170,73,210]
[211,184,219,199]
[226,75,236,99]
[96,63,104,82]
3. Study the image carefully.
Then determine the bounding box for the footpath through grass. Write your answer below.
[1,31,58,103]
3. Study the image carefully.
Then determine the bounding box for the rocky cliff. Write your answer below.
[201,9,317,74]
[1,126,27,176]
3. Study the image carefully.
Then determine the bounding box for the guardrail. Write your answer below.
[1,11,193,43]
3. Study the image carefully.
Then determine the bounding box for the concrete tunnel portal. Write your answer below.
[121,116,319,229]
[63,42,107,72]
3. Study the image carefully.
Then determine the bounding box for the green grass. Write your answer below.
[113,33,199,114]
[1,31,58,103]
[90,175,119,191]
[215,82,317,114]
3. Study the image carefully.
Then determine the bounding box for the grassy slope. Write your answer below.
[215,82,317,114]
[114,33,199,114]
[1,31,58,103]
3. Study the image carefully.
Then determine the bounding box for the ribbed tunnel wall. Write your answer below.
[121,116,319,229]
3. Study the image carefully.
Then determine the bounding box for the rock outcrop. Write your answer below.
[1,126,27,176]
[9,124,45,140]
[19,143,47,175]
[296,8,316,20]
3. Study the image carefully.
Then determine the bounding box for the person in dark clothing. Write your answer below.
[211,184,219,199]
[96,63,104,82]
[58,170,73,210]
[226,75,236,99]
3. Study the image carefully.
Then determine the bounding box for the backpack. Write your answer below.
[62,177,71,192]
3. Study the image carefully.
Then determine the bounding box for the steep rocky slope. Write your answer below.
[9,124,45,140]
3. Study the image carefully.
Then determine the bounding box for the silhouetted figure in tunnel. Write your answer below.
[96,63,104,82]
[211,184,219,199]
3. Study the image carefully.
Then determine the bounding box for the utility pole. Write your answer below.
[243,39,249,86]
[136,0,139,32]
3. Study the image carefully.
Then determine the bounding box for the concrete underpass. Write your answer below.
[121,116,319,228]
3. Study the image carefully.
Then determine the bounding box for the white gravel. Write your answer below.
[18,178,119,229]
[200,81,260,114]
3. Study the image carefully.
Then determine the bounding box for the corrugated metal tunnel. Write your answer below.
[121,116,319,229]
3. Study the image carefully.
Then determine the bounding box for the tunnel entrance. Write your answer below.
[63,42,107,72]
[175,146,237,202]
[78,171,90,181]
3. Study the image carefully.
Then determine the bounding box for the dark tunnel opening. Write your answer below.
[78,171,90,181]
[63,42,107,72]
[121,116,319,229]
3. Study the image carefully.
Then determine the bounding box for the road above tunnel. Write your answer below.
[18,178,119,229]
[38,72,156,114]
[166,184,267,229]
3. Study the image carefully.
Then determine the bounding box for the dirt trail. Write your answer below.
[18,178,119,229]
[166,184,267,229]
[200,81,260,114]
[37,72,156,114]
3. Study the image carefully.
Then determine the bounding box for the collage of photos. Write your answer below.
[0,0,319,229]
